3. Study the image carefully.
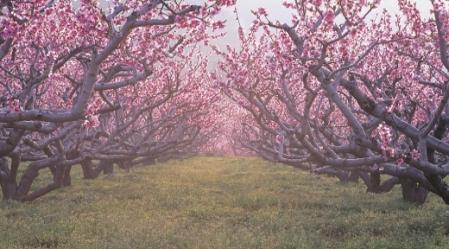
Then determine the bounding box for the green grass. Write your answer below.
[1,157,449,249]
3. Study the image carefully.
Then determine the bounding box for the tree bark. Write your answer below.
[81,159,114,179]
[366,172,381,193]
[346,171,360,183]
[0,180,17,200]
[61,166,72,187]
[401,178,428,205]
[101,160,114,175]
[81,160,101,179]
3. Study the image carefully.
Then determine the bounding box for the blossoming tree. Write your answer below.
[216,0,449,204]
[0,0,235,201]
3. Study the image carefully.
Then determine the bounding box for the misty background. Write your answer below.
[214,0,433,48]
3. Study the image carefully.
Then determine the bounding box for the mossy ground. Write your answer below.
[1,157,449,249]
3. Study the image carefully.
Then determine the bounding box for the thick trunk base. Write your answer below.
[365,172,381,193]
[101,160,114,175]
[401,179,428,205]
[0,182,18,201]
[81,160,114,179]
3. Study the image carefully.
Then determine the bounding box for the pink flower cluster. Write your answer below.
[214,0,236,7]
[376,124,395,159]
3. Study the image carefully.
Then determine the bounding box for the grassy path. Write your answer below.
[1,157,449,249]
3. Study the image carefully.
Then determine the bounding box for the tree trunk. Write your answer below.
[346,171,359,183]
[363,172,381,193]
[61,166,71,187]
[81,160,101,179]
[0,181,17,200]
[81,160,94,179]
[1,155,63,202]
[101,160,114,175]
[49,164,71,187]
[0,156,19,200]
[422,117,449,204]
[401,178,428,205]
[59,150,79,186]
[81,160,113,179]
[117,160,130,173]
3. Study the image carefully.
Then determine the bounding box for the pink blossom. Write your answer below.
[324,10,334,23]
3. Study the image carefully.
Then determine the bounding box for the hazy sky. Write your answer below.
[210,0,434,48]
[230,0,434,27]
[96,0,435,45]
[94,0,439,62]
